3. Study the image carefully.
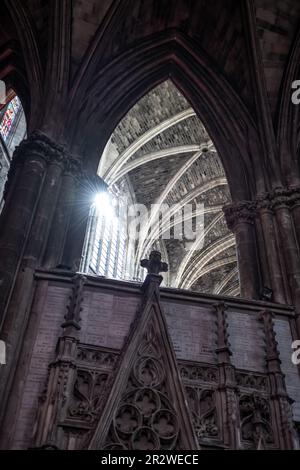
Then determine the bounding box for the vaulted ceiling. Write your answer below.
[0,0,298,196]
[99,80,239,296]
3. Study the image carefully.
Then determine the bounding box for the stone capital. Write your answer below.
[223,201,256,231]
[270,187,290,210]
[3,133,84,199]
[287,186,300,209]
[255,187,300,212]
[13,130,65,164]
[255,192,272,212]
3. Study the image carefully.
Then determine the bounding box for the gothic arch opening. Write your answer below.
[0,91,26,209]
[82,80,239,296]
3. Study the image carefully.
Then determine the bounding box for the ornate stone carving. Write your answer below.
[288,186,300,209]
[76,346,118,369]
[3,130,86,197]
[239,394,274,449]
[251,187,300,213]
[214,302,238,448]
[56,361,76,407]
[14,130,65,162]
[179,363,218,384]
[140,251,168,275]
[224,187,300,225]
[271,187,291,210]
[223,202,256,230]
[214,302,232,361]
[256,192,272,211]
[179,361,220,444]
[68,369,110,424]
[258,309,297,448]
[3,131,80,200]
[258,310,280,360]
[102,322,180,450]
[236,372,269,393]
[185,387,219,442]
[34,344,118,448]
[62,274,86,332]
[268,186,300,210]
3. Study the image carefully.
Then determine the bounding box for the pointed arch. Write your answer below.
[277,26,300,186]
[4,0,43,128]
[69,0,128,101]
[66,29,261,201]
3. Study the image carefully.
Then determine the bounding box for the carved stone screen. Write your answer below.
[12,277,142,449]
[13,280,71,448]
[7,272,300,450]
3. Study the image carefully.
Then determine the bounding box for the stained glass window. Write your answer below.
[0,96,21,143]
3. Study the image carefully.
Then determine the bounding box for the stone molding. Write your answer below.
[4,131,83,199]
[13,130,65,164]
[224,186,300,229]
[223,201,256,230]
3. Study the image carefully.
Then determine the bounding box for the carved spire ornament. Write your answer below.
[140,251,168,276]
[61,274,86,333]
[87,264,197,450]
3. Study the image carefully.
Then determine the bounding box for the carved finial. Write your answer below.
[140,251,168,275]
[61,274,86,332]
[260,286,273,302]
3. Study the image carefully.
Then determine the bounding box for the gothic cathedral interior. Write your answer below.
[1,0,300,451]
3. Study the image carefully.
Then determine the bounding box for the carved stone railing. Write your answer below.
[1,268,299,450]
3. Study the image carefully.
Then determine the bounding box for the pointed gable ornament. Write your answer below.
[87,253,197,450]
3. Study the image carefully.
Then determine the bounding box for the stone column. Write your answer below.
[0,132,75,436]
[224,202,260,299]
[23,149,66,265]
[272,189,300,303]
[214,302,239,449]
[0,132,50,320]
[289,186,300,258]
[256,195,287,304]
[32,274,86,450]
[259,310,297,449]
[294,289,300,339]
[42,155,82,269]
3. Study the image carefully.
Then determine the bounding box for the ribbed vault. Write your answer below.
[98,80,239,296]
